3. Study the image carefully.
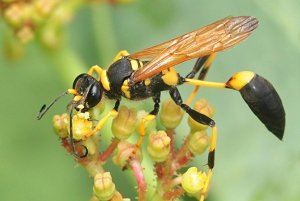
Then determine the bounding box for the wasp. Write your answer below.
[37,16,285,201]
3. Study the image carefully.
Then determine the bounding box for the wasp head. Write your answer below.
[72,73,103,112]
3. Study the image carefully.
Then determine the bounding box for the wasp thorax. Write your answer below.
[73,73,103,111]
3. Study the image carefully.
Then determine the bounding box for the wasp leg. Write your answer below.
[200,126,216,201]
[87,65,104,77]
[186,53,217,105]
[169,87,216,200]
[82,99,120,140]
[132,93,161,157]
[112,50,130,62]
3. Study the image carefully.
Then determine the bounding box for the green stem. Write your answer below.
[47,46,86,86]
[90,4,118,66]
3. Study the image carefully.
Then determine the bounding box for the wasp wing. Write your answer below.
[129,16,258,82]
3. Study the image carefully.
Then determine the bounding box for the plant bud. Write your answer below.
[160,99,184,129]
[187,131,210,155]
[147,131,171,162]
[53,113,69,138]
[112,106,137,140]
[93,172,116,201]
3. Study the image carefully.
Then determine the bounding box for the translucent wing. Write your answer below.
[129,16,258,82]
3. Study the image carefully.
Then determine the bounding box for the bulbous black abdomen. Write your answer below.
[240,74,285,140]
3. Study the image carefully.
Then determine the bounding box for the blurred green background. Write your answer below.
[0,0,299,201]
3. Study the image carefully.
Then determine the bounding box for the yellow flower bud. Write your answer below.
[16,26,34,44]
[188,99,214,132]
[160,99,184,129]
[34,0,58,17]
[93,172,116,201]
[53,113,69,138]
[4,4,24,27]
[187,131,210,155]
[111,106,137,140]
[147,131,171,162]
[181,167,207,194]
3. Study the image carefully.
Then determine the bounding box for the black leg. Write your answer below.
[185,56,210,79]
[113,99,121,111]
[169,87,215,127]
[150,93,161,115]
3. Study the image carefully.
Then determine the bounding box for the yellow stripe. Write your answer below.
[144,78,151,86]
[161,67,178,86]
[100,70,110,91]
[121,80,131,98]
[130,60,140,71]
[226,71,255,91]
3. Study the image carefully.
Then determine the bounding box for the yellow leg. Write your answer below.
[200,126,217,201]
[112,50,130,62]
[87,65,104,77]
[186,86,200,106]
[185,79,226,89]
[186,53,216,105]
[82,109,118,140]
[131,114,156,156]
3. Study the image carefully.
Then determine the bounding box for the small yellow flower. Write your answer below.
[181,167,207,194]
[69,112,93,141]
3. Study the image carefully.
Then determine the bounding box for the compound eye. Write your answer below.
[85,81,102,109]
[73,74,89,94]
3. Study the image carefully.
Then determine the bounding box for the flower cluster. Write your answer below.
[0,0,134,59]
[53,98,214,201]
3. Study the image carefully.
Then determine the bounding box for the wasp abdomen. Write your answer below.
[239,74,285,140]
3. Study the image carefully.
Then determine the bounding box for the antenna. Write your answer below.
[37,91,69,120]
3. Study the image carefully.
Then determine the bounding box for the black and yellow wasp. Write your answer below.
[38,16,285,200]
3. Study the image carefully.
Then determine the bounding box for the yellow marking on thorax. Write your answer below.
[100,70,110,91]
[161,67,179,86]
[130,59,144,71]
[121,80,131,98]
[144,78,151,86]
[227,71,255,90]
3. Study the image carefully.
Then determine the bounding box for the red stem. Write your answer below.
[130,159,147,201]
[163,188,185,200]
[174,136,193,168]
[99,138,120,163]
